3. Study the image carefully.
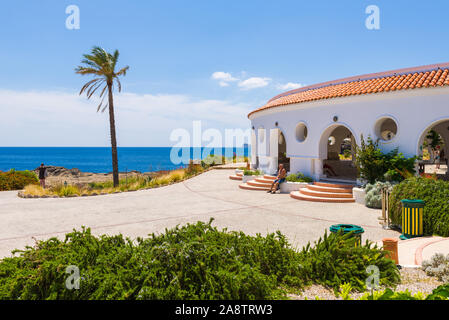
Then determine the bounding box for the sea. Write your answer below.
[0,147,250,173]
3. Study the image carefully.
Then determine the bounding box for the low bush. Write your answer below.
[286,172,313,183]
[0,220,400,300]
[243,169,262,176]
[422,253,449,283]
[389,177,449,236]
[335,283,449,300]
[297,231,400,292]
[0,169,39,191]
[364,181,396,209]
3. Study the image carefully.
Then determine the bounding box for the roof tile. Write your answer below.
[249,63,449,118]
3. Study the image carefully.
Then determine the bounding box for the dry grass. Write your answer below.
[23,185,51,197]
[22,167,204,198]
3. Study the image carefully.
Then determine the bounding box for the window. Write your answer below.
[375,117,397,141]
[295,123,308,142]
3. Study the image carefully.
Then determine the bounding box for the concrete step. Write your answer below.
[299,188,354,199]
[255,177,275,184]
[229,175,243,181]
[247,180,273,188]
[264,175,276,180]
[290,191,355,203]
[236,172,243,177]
[239,183,271,191]
[307,184,354,194]
[314,181,354,189]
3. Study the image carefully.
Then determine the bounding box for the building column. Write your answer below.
[313,159,323,181]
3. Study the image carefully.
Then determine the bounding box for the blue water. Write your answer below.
[0,147,250,173]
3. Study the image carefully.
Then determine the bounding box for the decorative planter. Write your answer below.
[280,182,311,194]
[352,187,366,205]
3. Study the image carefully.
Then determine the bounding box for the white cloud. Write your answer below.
[0,89,251,147]
[238,77,272,90]
[212,72,273,90]
[211,71,239,87]
[277,82,304,91]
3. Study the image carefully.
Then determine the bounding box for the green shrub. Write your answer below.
[422,253,449,282]
[355,136,417,184]
[243,169,262,176]
[0,170,39,191]
[286,172,313,183]
[0,220,301,300]
[0,220,400,300]
[389,177,449,236]
[338,283,449,300]
[365,181,396,209]
[297,231,400,292]
[53,184,80,197]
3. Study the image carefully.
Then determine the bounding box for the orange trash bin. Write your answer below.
[383,238,399,265]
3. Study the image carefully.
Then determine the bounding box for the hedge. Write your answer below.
[0,220,399,300]
[0,170,39,191]
[389,177,449,237]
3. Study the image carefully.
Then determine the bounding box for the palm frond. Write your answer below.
[79,78,101,95]
[77,46,128,107]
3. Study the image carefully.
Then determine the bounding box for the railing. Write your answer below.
[380,187,391,228]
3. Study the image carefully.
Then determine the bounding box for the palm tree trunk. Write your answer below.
[107,82,120,187]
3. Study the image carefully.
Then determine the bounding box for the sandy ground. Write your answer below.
[0,169,400,258]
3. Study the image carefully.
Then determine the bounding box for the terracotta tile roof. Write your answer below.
[248,62,449,118]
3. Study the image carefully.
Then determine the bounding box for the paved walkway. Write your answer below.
[392,236,449,266]
[0,169,403,258]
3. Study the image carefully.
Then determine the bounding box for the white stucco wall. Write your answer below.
[249,86,449,178]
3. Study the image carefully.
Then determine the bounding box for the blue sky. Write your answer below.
[1,0,449,146]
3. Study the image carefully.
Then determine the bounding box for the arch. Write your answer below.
[318,122,358,159]
[416,117,449,157]
[318,122,358,180]
[415,118,449,177]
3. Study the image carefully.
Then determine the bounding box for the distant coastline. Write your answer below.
[0,147,250,173]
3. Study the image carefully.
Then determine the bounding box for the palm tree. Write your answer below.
[76,47,129,187]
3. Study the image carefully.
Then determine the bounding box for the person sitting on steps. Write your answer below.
[267,164,287,194]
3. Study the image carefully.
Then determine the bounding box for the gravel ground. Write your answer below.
[290,268,444,300]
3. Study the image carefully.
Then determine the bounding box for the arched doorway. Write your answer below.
[319,124,357,181]
[278,130,290,172]
[417,119,449,179]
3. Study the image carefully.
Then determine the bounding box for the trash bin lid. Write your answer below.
[401,199,425,207]
[329,224,364,235]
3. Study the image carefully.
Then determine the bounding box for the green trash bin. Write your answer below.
[329,224,364,246]
[400,199,425,240]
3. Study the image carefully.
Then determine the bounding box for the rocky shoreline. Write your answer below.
[33,165,161,187]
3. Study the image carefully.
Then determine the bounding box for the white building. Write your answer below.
[248,63,449,182]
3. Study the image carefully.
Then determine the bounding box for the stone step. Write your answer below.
[290,191,355,203]
[307,184,354,194]
[229,175,243,181]
[239,183,271,191]
[236,172,243,177]
[314,181,354,189]
[247,180,273,188]
[299,188,354,199]
[264,175,276,180]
